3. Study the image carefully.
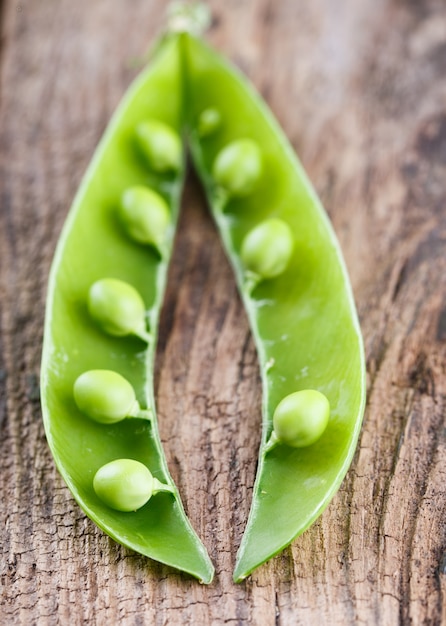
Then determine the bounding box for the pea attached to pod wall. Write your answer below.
[136,119,182,173]
[241,218,294,286]
[119,186,170,252]
[93,459,174,513]
[197,107,222,137]
[212,138,262,197]
[73,370,152,424]
[265,389,330,452]
[87,278,150,343]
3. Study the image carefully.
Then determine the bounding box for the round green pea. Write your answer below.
[197,107,221,137]
[273,390,330,448]
[87,278,146,338]
[136,120,182,173]
[241,218,294,279]
[119,186,170,248]
[73,370,137,424]
[212,138,262,196]
[93,459,155,512]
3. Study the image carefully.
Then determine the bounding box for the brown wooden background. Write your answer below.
[1,0,445,624]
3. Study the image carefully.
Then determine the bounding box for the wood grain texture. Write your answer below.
[1,0,445,624]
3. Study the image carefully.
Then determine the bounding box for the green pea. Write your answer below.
[266,390,330,451]
[197,107,221,137]
[87,278,149,342]
[73,370,151,424]
[212,138,262,196]
[119,186,170,250]
[136,119,182,173]
[93,459,173,512]
[241,218,294,281]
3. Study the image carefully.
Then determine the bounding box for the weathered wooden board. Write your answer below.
[1,0,445,623]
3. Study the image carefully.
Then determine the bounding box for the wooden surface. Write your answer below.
[1,0,445,624]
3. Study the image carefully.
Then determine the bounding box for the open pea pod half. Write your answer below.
[183,34,366,582]
[41,34,214,583]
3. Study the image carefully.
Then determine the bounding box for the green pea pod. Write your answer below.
[183,34,366,582]
[42,6,366,584]
[41,34,214,583]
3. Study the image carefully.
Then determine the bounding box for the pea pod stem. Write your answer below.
[244,270,262,295]
[263,432,279,454]
[137,310,154,343]
[158,244,170,261]
[131,407,153,421]
[152,477,176,496]
[134,329,152,344]
[167,1,211,36]
[212,187,229,213]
